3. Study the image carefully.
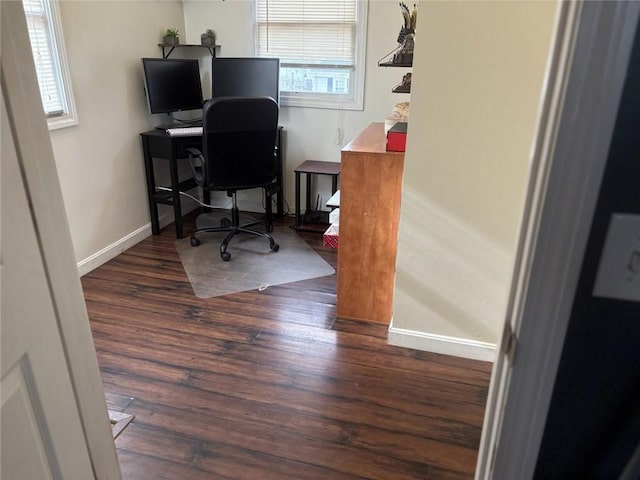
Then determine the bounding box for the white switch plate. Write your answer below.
[593,213,640,302]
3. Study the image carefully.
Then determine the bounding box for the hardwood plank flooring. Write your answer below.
[81,212,492,479]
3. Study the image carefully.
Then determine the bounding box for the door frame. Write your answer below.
[2,2,121,477]
[475,1,640,478]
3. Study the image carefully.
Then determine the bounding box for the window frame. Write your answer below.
[252,0,368,111]
[23,0,78,130]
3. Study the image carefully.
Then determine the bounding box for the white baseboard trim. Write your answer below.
[77,223,151,277]
[76,211,179,277]
[76,197,270,277]
[387,320,496,362]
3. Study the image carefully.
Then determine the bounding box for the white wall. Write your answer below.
[51,1,186,267]
[390,1,559,358]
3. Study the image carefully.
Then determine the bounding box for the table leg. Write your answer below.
[294,171,301,230]
[305,173,312,215]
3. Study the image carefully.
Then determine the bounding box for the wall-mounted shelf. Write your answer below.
[378,56,412,93]
[378,60,412,68]
[158,43,220,59]
[392,84,411,94]
[390,72,412,94]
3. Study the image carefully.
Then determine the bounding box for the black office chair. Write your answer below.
[187,96,280,262]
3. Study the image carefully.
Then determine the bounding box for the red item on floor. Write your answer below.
[323,224,339,248]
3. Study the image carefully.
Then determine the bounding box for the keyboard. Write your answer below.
[166,126,203,137]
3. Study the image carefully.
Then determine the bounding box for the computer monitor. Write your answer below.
[142,58,203,114]
[212,57,280,104]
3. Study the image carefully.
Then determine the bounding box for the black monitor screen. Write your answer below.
[212,57,280,104]
[142,58,203,114]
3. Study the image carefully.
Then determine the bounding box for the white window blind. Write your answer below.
[22,0,77,128]
[255,0,367,110]
[256,0,355,67]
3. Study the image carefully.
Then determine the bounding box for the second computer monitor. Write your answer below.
[212,57,280,105]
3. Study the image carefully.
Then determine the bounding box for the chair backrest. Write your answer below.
[200,96,279,190]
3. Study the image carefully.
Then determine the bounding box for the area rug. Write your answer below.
[175,212,335,298]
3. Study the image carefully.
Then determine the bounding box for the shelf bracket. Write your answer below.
[160,45,175,59]
[158,44,218,59]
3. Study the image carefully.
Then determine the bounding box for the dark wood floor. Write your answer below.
[81,212,492,480]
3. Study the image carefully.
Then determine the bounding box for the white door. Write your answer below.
[475,1,639,478]
[1,1,120,478]
[1,99,97,479]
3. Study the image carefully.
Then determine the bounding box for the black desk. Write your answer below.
[140,127,284,239]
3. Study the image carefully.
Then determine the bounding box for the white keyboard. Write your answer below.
[166,126,203,137]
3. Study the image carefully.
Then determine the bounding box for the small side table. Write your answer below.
[294,160,340,232]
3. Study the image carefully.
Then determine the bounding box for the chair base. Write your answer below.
[190,200,279,262]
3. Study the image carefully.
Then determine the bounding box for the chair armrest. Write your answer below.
[187,148,205,186]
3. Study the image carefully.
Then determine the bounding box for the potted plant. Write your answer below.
[200,29,216,47]
[162,28,180,46]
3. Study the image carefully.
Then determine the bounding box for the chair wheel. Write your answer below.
[221,251,231,262]
[271,243,279,252]
[220,218,231,227]
[190,236,201,247]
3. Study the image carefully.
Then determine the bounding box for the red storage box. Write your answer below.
[386,122,407,152]
[323,224,339,248]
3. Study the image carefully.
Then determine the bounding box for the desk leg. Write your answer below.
[277,185,284,216]
[202,189,211,212]
[169,144,184,239]
[265,188,274,232]
[141,137,160,235]
[294,171,301,230]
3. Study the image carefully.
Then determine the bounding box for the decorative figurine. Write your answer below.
[201,29,216,47]
[393,3,417,64]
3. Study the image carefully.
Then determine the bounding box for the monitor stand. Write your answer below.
[155,114,202,130]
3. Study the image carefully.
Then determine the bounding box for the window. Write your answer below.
[22,0,77,129]
[255,0,368,110]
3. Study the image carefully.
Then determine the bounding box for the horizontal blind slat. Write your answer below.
[257,24,354,64]
[256,0,355,22]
